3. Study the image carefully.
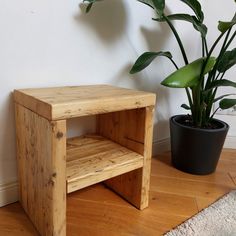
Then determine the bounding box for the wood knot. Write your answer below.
[56,132,64,139]
[52,172,57,177]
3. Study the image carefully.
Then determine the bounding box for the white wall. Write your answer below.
[0,0,235,204]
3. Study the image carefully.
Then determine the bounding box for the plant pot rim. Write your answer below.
[170,114,229,133]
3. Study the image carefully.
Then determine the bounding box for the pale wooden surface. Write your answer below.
[15,105,67,236]
[14,85,156,120]
[0,149,235,236]
[66,135,144,193]
[14,85,156,235]
[97,107,154,210]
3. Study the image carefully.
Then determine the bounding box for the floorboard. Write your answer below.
[0,149,235,236]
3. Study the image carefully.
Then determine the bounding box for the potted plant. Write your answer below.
[83,0,236,175]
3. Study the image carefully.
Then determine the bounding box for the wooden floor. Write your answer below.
[0,149,235,236]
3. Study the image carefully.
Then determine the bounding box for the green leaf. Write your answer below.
[214,94,236,103]
[165,14,207,37]
[152,0,165,17]
[130,51,172,74]
[217,48,236,72]
[218,13,236,33]
[208,79,236,90]
[219,98,236,109]
[180,0,204,22]
[181,104,191,110]
[161,57,216,88]
[137,0,155,9]
[138,0,165,19]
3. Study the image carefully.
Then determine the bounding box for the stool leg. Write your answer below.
[97,106,154,209]
[15,104,66,236]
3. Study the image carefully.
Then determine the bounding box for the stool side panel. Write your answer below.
[141,105,155,209]
[97,106,155,209]
[15,104,66,236]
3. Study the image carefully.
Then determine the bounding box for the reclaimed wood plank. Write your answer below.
[98,106,155,209]
[14,85,156,120]
[66,135,144,193]
[15,104,66,236]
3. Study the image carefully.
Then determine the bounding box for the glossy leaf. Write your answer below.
[208,79,236,90]
[218,13,236,33]
[180,0,204,22]
[161,57,216,88]
[219,98,236,109]
[181,104,191,110]
[130,51,172,74]
[165,14,207,37]
[152,0,165,17]
[217,48,236,72]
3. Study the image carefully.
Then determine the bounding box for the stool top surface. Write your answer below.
[14,84,156,120]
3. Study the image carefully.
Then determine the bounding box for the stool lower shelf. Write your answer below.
[66,134,144,193]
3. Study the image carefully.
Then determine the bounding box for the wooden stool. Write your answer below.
[14,85,156,236]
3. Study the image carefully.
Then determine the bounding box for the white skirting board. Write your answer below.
[152,137,171,156]
[0,136,234,208]
[224,136,236,149]
[0,181,18,207]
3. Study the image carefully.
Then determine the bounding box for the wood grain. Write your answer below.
[66,135,144,193]
[66,197,186,236]
[98,106,155,209]
[15,104,66,236]
[14,85,156,235]
[150,175,232,199]
[195,197,217,211]
[14,85,156,120]
[0,149,235,236]
[229,172,236,185]
[151,155,235,187]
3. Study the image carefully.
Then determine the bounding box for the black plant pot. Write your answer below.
[170,115,229,175]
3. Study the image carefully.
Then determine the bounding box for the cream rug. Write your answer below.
[165,190,236,236]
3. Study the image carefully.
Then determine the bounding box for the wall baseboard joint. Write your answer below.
[0,181,18,207]
[152,137,171,156]
[224,136,236,149]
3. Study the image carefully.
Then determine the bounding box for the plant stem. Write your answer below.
[207,31,226,58]
[201,37,205,57]
[163,15,189,65]
[201,37,205,89]
[198,29,230,125]
[186,88,193,108]
[205,29,232,90]
[210,107,220,120]
[163,15,193,114]
[204,28,234,123]
[224,30,236,49]
[169,58,179,70]
[215,72,221,81]
[219,72,225,80]
[204,37,208,55]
